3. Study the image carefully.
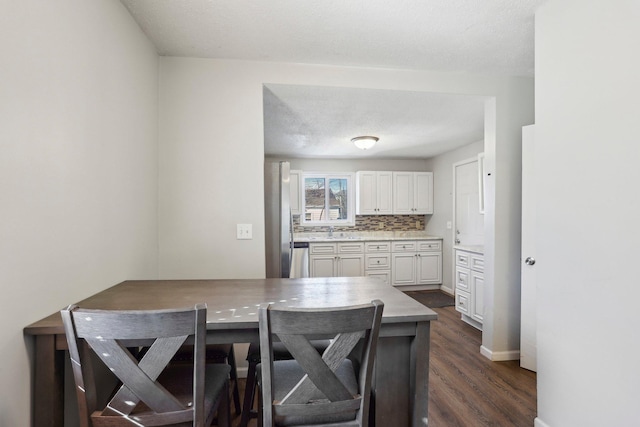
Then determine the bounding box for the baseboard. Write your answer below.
[440,285,454,296]
[480,345,520,361]
[393,284,440,291]
[237,366,248,379]
[534,417,550,427]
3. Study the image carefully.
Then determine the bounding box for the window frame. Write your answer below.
[300,172,355,226]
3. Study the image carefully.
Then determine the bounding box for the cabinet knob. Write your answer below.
[377,260,380,264]
[525,257,536,266]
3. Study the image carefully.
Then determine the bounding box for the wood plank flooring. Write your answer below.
[230,305,536,427]
[428,306,537,426]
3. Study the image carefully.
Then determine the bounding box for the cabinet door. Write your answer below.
[414,172,433,214]
[338,254,364,277]
[391,252,417,285]
[392,172,414,214]
[310,255,336,277]
[356,171,377,215]
[290,170,302,215]
[376,172,394,214]
[416,252,442,284]
[470,271,484,323]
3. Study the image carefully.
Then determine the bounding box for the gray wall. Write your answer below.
[0,1,159,424]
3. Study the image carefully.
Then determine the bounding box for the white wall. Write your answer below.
[535,0,640,425]
[275,158,429,173]
[158,57,534,360]
[424,140,484,294]
[0,1,159,425]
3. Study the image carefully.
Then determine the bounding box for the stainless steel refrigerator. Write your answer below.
[265,161,293,278]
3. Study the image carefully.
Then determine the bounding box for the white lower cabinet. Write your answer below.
[309,239,443,288]
[309,242,364,277]
[391,240,442,287]
[455,249,484,330]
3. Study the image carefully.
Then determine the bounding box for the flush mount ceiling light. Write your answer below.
[351,136,378,150]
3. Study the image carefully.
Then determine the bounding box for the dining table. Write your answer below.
[24,277,438,427]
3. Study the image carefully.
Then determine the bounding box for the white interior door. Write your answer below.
[454,159,484,246]
[520,125,537,372]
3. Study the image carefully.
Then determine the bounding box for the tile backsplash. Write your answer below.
[293,214,426,233]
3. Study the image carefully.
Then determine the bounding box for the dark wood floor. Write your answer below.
[229,305,536,427]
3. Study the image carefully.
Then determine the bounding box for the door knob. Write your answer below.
[524,257,536,265]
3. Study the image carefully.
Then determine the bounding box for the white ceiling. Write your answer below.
[121,0,545,159]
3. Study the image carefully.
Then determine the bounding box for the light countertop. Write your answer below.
[294,231,443,242]
[454,244,484,255]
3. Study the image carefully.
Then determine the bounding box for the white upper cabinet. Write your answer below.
[392,172,433,214]
[290,170,302,215]
[356,171,393,215]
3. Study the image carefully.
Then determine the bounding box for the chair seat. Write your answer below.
[258,359,359,426]
[100,364,231,427]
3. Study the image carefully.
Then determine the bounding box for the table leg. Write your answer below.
[374,336,411,426]
[33,335,64,427]
[411,322,430,426]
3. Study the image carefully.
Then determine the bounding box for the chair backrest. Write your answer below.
[61,303,207,427]
[259,299,384,427]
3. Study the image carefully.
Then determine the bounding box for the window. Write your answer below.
[302,173,355,226]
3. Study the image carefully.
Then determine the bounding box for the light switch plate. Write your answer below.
[237,224,252,239]
[446,221,452,229]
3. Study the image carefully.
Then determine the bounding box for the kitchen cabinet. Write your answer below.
[364,241,391,285]
[392,172,433,214]
[356,171,393,215]
[309,242,364,277]
[454,249,484,330]
[391,240,442,286]
[290,169,302,215]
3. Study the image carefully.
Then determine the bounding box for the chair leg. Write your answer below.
[227,345,241,415]
[257,384,263,427]
[239,360,258,427]
[218,380,231,427]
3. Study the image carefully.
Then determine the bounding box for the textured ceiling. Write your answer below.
[121,0,544,159]
[264,85,487,159]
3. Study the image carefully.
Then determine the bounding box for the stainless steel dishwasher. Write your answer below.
[289,241,309,278]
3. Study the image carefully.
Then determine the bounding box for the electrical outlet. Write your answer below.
[416,220,421,229]
[446,221,452,229]
[378,222,384,229]
[236,224,252,239]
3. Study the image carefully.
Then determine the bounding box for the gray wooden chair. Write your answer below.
[258,300,384,427]
[61,303,231,427]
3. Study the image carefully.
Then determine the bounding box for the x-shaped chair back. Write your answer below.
[259,300,384,427]
[61,303,207,427]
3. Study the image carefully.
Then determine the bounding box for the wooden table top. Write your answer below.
[24,277,438,335]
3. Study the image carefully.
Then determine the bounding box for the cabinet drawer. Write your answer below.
[365,270,390,286]
[470,254,484,272]
[310,243,337,254]
[455,250,470,268]
[338,242,364,254]
[365,253,391,270]
[455,290,471,315]
[365,241,391,253]
[391,241,417,252]
[417,240,441,251]
[455,266,470,292]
